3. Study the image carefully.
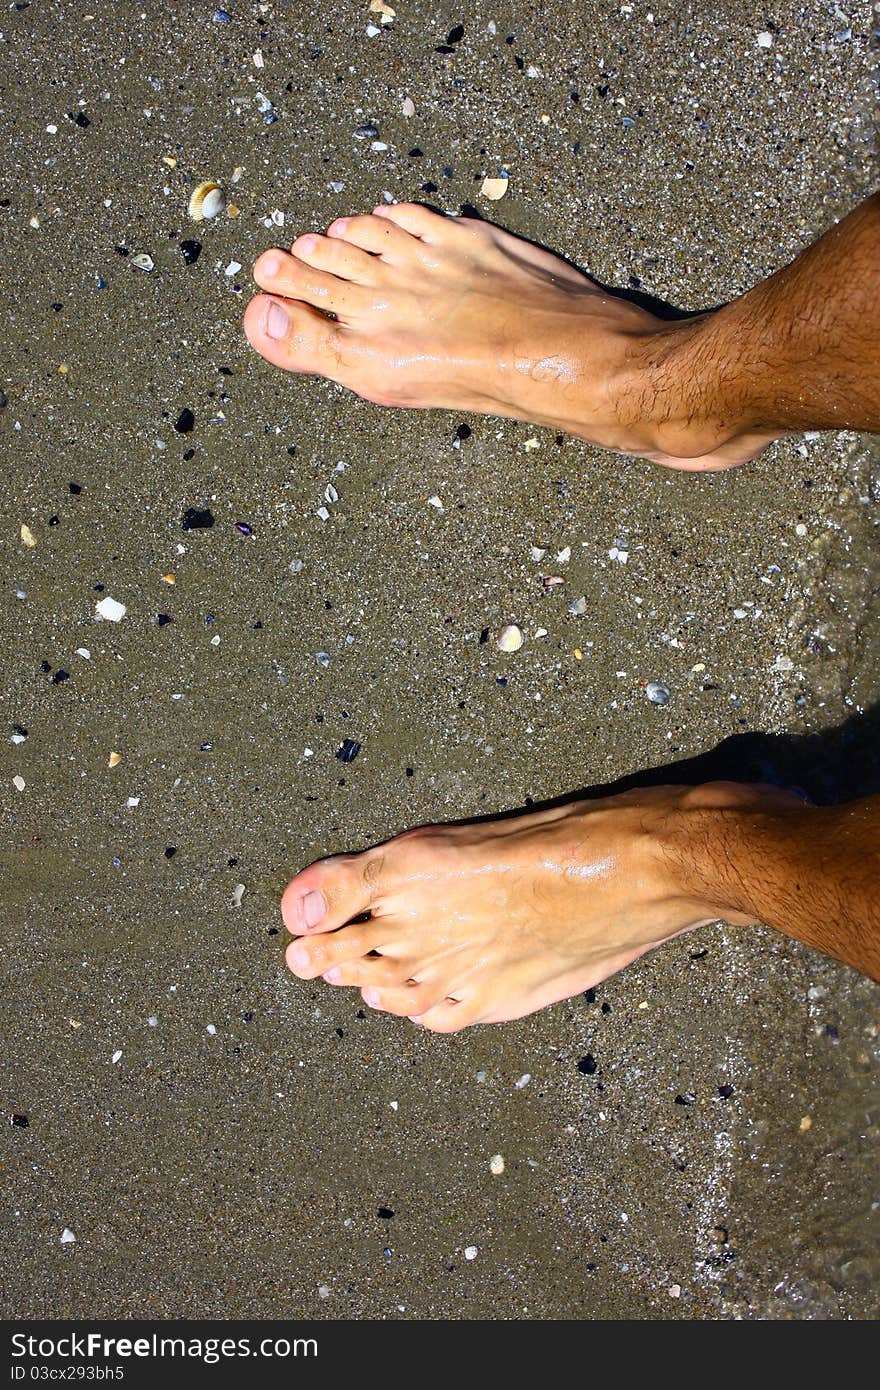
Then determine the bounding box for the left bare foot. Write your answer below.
[281,785,780,1032]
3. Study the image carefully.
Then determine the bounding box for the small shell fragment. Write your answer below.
[401,96,415,117]
[497,624,524,653]
[481,175,509,200]
[20,524,37,548]
[130,253,154,272]
[645,681,671,705]
[107,751,121,768]
[464,1246,478,1260]
[60,1229,76,1245]
[95,596,127,622]
[489,1154,505,1175]
[12,775,25,792]
[231,883,246,908]
[188,180,226,221]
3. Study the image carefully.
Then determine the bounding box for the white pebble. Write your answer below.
[12,775,25,792]
[668,1283,681,1298]
[795,523,807,536]
[206,1023,217,1035]
[464,1246,478,1260]
[225,260,242,277]
[95,596,126,623]
[126,796,140,808]
[318,1284,332,1298]
[147,1016,158,1027]
[231,883,246,908]
[111,1050,122,1064]
[756,31,774,47]
[59,1229,76,1245]
[76,647,91,659]
[515,1073,531,1089]
[401,97,415,117]
[489,1154,505,1175]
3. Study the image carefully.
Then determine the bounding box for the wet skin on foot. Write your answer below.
[244,202,778,469]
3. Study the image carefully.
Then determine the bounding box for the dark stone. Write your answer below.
[578,1054,597,1075]
[174,408,195,433]
[180,240,202,265]
[182,507,214,530]
[377,1207,395,1219]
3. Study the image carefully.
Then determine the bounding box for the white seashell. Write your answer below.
[131,253,154,271]
[95,596,126,622]
[188,180,225,221]
[481,176,509,200]
[497,624,524,653]
[489,1154,505,1175]
[60,1229,76,1245]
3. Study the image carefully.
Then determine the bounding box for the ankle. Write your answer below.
[621,314,762,460]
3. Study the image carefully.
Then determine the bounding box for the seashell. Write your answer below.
[497,623,524,653]
[188,180,226,221]
[646,681,671,705]
[481,175,509,200]
[131,253,154,271]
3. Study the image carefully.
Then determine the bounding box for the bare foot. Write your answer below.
[244,204,778,470]
[280,784,787,1032]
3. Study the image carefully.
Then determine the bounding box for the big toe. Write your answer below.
[281,851,379,936]
[243,292,340,376]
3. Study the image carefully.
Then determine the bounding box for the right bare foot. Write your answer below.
[244,204,778,470]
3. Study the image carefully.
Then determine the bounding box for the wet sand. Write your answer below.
[2,1,878,1318]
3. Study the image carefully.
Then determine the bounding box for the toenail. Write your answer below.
[363,988,380,1007]
[290,944,310,968]
[301,889,327,928]
[323,967,341,983]
[265,300,289,339]
[260,252,283,277]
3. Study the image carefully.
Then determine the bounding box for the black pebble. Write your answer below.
[174,408,195,434]
[336,738,361,764]
[69,110,90,127]
[408,147,424,158]
[583,988,596,1003]
[578,1054,597,1075]
[157,614,173,626]
[479,628,489,644]
[48,516,59,526]
[455,422,471,439]
[164,847,177,859]
[717,1084,734,1099]
[69,481,82,494]
[51,670,70,684]
[180,239,202,265]
[674,1093,694,1106]
[182,507,214,530]
[11,1114,29,1127]
[600,1001,611,1014]
[447,23,465,42]
[377,1207,395,1219]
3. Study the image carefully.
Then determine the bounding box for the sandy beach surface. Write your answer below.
[2,1,878,1318]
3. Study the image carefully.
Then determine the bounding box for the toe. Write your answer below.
[285,921,386,979]
[322,957,408,990]
[361,979,449,1017]
[252,249,366,316]
[289,232,377,285]
[372,202,448,240]
[244,293,343,375]
[280,848,386,935]
[326,213,416,262]
[411,996,482,1033]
